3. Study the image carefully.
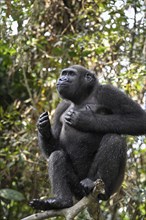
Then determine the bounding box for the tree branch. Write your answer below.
[22,68,38,115]
[21,179,105,220]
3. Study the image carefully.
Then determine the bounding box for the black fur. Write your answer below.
[30,65,146,210]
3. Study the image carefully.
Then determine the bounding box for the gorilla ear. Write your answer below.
[85,72,95,82]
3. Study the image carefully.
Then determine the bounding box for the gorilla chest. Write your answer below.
[59,108,102,155]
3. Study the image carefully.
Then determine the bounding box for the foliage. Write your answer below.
[0,0,145,219]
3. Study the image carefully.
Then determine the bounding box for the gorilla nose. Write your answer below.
[59,76,69,82]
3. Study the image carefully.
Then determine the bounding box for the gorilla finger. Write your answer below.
[39,115,49,123]
[66,111,72,116]
[86,105,91,110]
[39,120,50,127]
[65,115,71,121]
[65,118,72,125]
[68,109,74,115]
[40,112,48,119]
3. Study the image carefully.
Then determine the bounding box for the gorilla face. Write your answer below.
[57,65,96,103]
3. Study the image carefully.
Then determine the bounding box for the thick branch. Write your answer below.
[21,179,105,220]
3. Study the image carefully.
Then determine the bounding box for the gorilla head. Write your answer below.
[57,65,96,103]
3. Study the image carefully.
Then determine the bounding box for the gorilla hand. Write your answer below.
[65,109,80,126]
[37,112,51,138]
[65,108,93,131]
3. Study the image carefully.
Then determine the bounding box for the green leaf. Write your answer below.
[0,189,25,201]
[68,51,77,57]
[52,47,63,56]
[81,50,92,56]
[94,46,106,54]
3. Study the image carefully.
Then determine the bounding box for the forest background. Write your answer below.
[0,0,146,220]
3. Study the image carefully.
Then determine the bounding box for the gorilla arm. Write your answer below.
[38,101,70,158]
[65,85,146,135]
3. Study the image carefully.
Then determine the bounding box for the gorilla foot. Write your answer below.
[30,198,73,210]
[80,178,95,195]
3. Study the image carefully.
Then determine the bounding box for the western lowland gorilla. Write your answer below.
[30,65,146,210]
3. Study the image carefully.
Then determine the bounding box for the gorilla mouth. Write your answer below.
[57,82,71,87]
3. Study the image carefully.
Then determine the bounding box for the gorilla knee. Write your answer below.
[102,134,127,150]
[48,150,66,166]
[103,134,124,143]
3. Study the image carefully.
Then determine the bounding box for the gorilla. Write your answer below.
[30,65,146,210]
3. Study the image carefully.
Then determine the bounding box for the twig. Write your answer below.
[22,68,39,116]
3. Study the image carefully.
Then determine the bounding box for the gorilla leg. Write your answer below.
[48,150,73,206]
[30,150,73,210]
[81,134,127,200]
[49,151,86,200]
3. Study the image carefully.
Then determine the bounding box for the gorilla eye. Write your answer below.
[69,71,75,76]
[61,71,67,76]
